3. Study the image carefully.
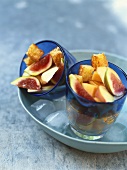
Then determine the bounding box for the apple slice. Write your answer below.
[96,67,107,83]
[104,67,125,96]
[41,66,58,84]
[94,85,114,102]
[82,83,98,97]
[69,74,95,101]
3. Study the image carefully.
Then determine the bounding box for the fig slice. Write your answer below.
[24,54,52,76]
[69,74,95,102]
[11,76,41,90]
[41,66,59,84]
[104,68,125,96]
[51,63,64,85]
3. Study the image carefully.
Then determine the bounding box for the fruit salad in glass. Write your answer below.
[66,53,127,140]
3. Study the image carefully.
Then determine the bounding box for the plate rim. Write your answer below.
[18,49,127,146]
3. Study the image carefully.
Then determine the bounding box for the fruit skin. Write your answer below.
[24,54,52,76]
[51,63,64,84]
[69,74,95,102]
[104,67,125,96]
[94,85,114,102]
[41,66,58,84]
[11,76,41,90]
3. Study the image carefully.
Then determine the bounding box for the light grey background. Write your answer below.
[1,0,127,169]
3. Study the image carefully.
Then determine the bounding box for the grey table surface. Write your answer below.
[1,0,127,169]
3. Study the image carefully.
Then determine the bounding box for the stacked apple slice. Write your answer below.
[69,56,125,103]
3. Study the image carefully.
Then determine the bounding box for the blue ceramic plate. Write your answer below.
[18,50,127,153]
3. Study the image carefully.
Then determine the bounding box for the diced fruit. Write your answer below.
[82,83,98,97]
[11,76,41,90]
[91,71,102,82]
[69,74,95,101]
[41,66,58,84]
[25,54,52,76]
[96,67,107,83]
[51,63,64,84]
[104,67,125,96]
[79,65,94,82]
[94,86,114,102]
[89,80,104,86]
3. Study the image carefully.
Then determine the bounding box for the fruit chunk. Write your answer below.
[96,67,107,83]
[11,76,41,90]
[51,63,64,84]
[79,65,94,82]
[41,66,58,84]
[91,53,108,69]
[91,71,102,82]
[69,74,95,101]
[94,86,114,102]
[104,67,125,96]
[82,83,98,97]
[25,54,52,76]
[89,80,104,86]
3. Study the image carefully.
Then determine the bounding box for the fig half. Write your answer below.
[25,54,52,76]
[104,67,125,96]
[11,76,41,90]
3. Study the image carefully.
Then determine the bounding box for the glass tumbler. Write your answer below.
[66,60,127,140]
[20,40,77,99]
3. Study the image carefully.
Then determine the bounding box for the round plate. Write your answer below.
[18,50,127,153]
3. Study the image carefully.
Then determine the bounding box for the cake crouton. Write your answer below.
[91,53,108,69]
[23,56,34,66]
[79,65,94,82]
[50,47,64,67]
[26,44,44,62]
